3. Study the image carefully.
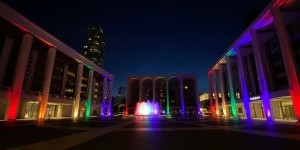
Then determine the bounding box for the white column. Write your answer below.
[85,69,94,117]
[237,49,251,119]
[38,47,56,119]
[5,33,33,120]
[72,63,83,118]
[218,64,227,117]
[272,7,300,121]
[0,37,13,87]
[251,30,273,121]
[212,70,220,116]
[24,50,38,91]
[101,78,107,115]
[60,65,69,96]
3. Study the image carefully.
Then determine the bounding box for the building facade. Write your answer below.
[0,2,113,120]
[126,74,200,115]
[208,0,300,122]
[83,25,105,67]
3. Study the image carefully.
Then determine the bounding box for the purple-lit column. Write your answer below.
[0,37,13,87]
[107,80,113,116]
[272,7,300,121]
[38,47,57,119]
[236,48,251,120]
[251,30,273,121]
[72,63,83,118]
[180,77,185,115]
[213,70,220,116]
[218,64,227,117]
[101,78,107,115]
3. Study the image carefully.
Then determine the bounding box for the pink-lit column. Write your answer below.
[24,50,38,91]
[212,69,220,116]
[107,80,113,116]
[60,65,69,96]
[180,77,185,115]
[38,47,56,119]
[0,37,13,87]
[101,78,107,115]
[236,48,251,120]
[72,63,83,118]
[251,30,273,121]
[272,7,300,122]
[218,64,227,117]
[5,33,33,120]
[208,73,216,117]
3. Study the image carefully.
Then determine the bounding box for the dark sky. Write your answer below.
[4,0,270,95]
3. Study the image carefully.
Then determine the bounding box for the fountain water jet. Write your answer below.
[135,101,160,115]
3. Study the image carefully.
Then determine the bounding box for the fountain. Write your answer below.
[135,101,160,115]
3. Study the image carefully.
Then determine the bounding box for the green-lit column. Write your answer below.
[166,81,170,115]
[226,56,238,118]
[85,69,94,117]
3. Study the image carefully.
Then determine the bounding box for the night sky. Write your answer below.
[4,0,270,95]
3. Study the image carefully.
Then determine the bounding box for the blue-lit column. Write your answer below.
[236,48,251,120]
[0,37,13,87]
[101,78,107,115]
[226,56,238,118]
[73,63,83,118]
[85,69,94,118]
[166,80,170,115]
[180,77,185,115]
[212,69,220,116]
[251,30,273,121]
[218,63,227,117]
[107,80,113,116]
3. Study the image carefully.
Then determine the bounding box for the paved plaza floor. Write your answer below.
[1,116,300,150]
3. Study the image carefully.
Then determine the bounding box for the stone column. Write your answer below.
[236,49,251,119]
[85,69,94,117]
[218,64,227,117]
[226,56,238,118]
[251,30,273,121]
[107,80,113,116]
[212,70,220,116]
[60,65,69,96]
[24,50,38,91]
[0,37,13,87]
[101,78,107,115]
[38,47,56,119]
[5,33,33,120]
[72,63,83,118]
[180,77,185,115]
[272,7,300,121]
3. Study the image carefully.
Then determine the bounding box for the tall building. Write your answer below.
[83,25,105,67]
[0,2,114,120]
[208,0,300,122]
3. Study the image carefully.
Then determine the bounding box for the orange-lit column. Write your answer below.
[101,78,107,115]
[72,63,83,118]
[5,33,33,120]
[218,64,227,117]
[213,69,220,116]
[272,7,300,122]
[38,47,56,119]
[0,37,13,87]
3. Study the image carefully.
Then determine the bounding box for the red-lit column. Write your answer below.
[85,69,94,117]
[272,7,300,122]
[60,65,69,96]
[101,78,107,115]
[38,47,56,119]
[107,80,113,116]
[208,72,215,117]
[24,50,38,91]
[251,30,273,121]
[218,64,227,117]
[72,63,83,118]
[5,33,33,120]
[213,69,220,116]
[0,37,13,87]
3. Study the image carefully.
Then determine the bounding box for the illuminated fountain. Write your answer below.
[135,101,160,115]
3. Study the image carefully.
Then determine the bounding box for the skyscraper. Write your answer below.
[83,25,105,67]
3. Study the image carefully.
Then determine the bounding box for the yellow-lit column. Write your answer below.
[38,47,56,119]
[0,37,13,86]
[72,63,83,118]
[218,64,227,117]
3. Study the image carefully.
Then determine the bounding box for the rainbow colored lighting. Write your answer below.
[135,101,159,115]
